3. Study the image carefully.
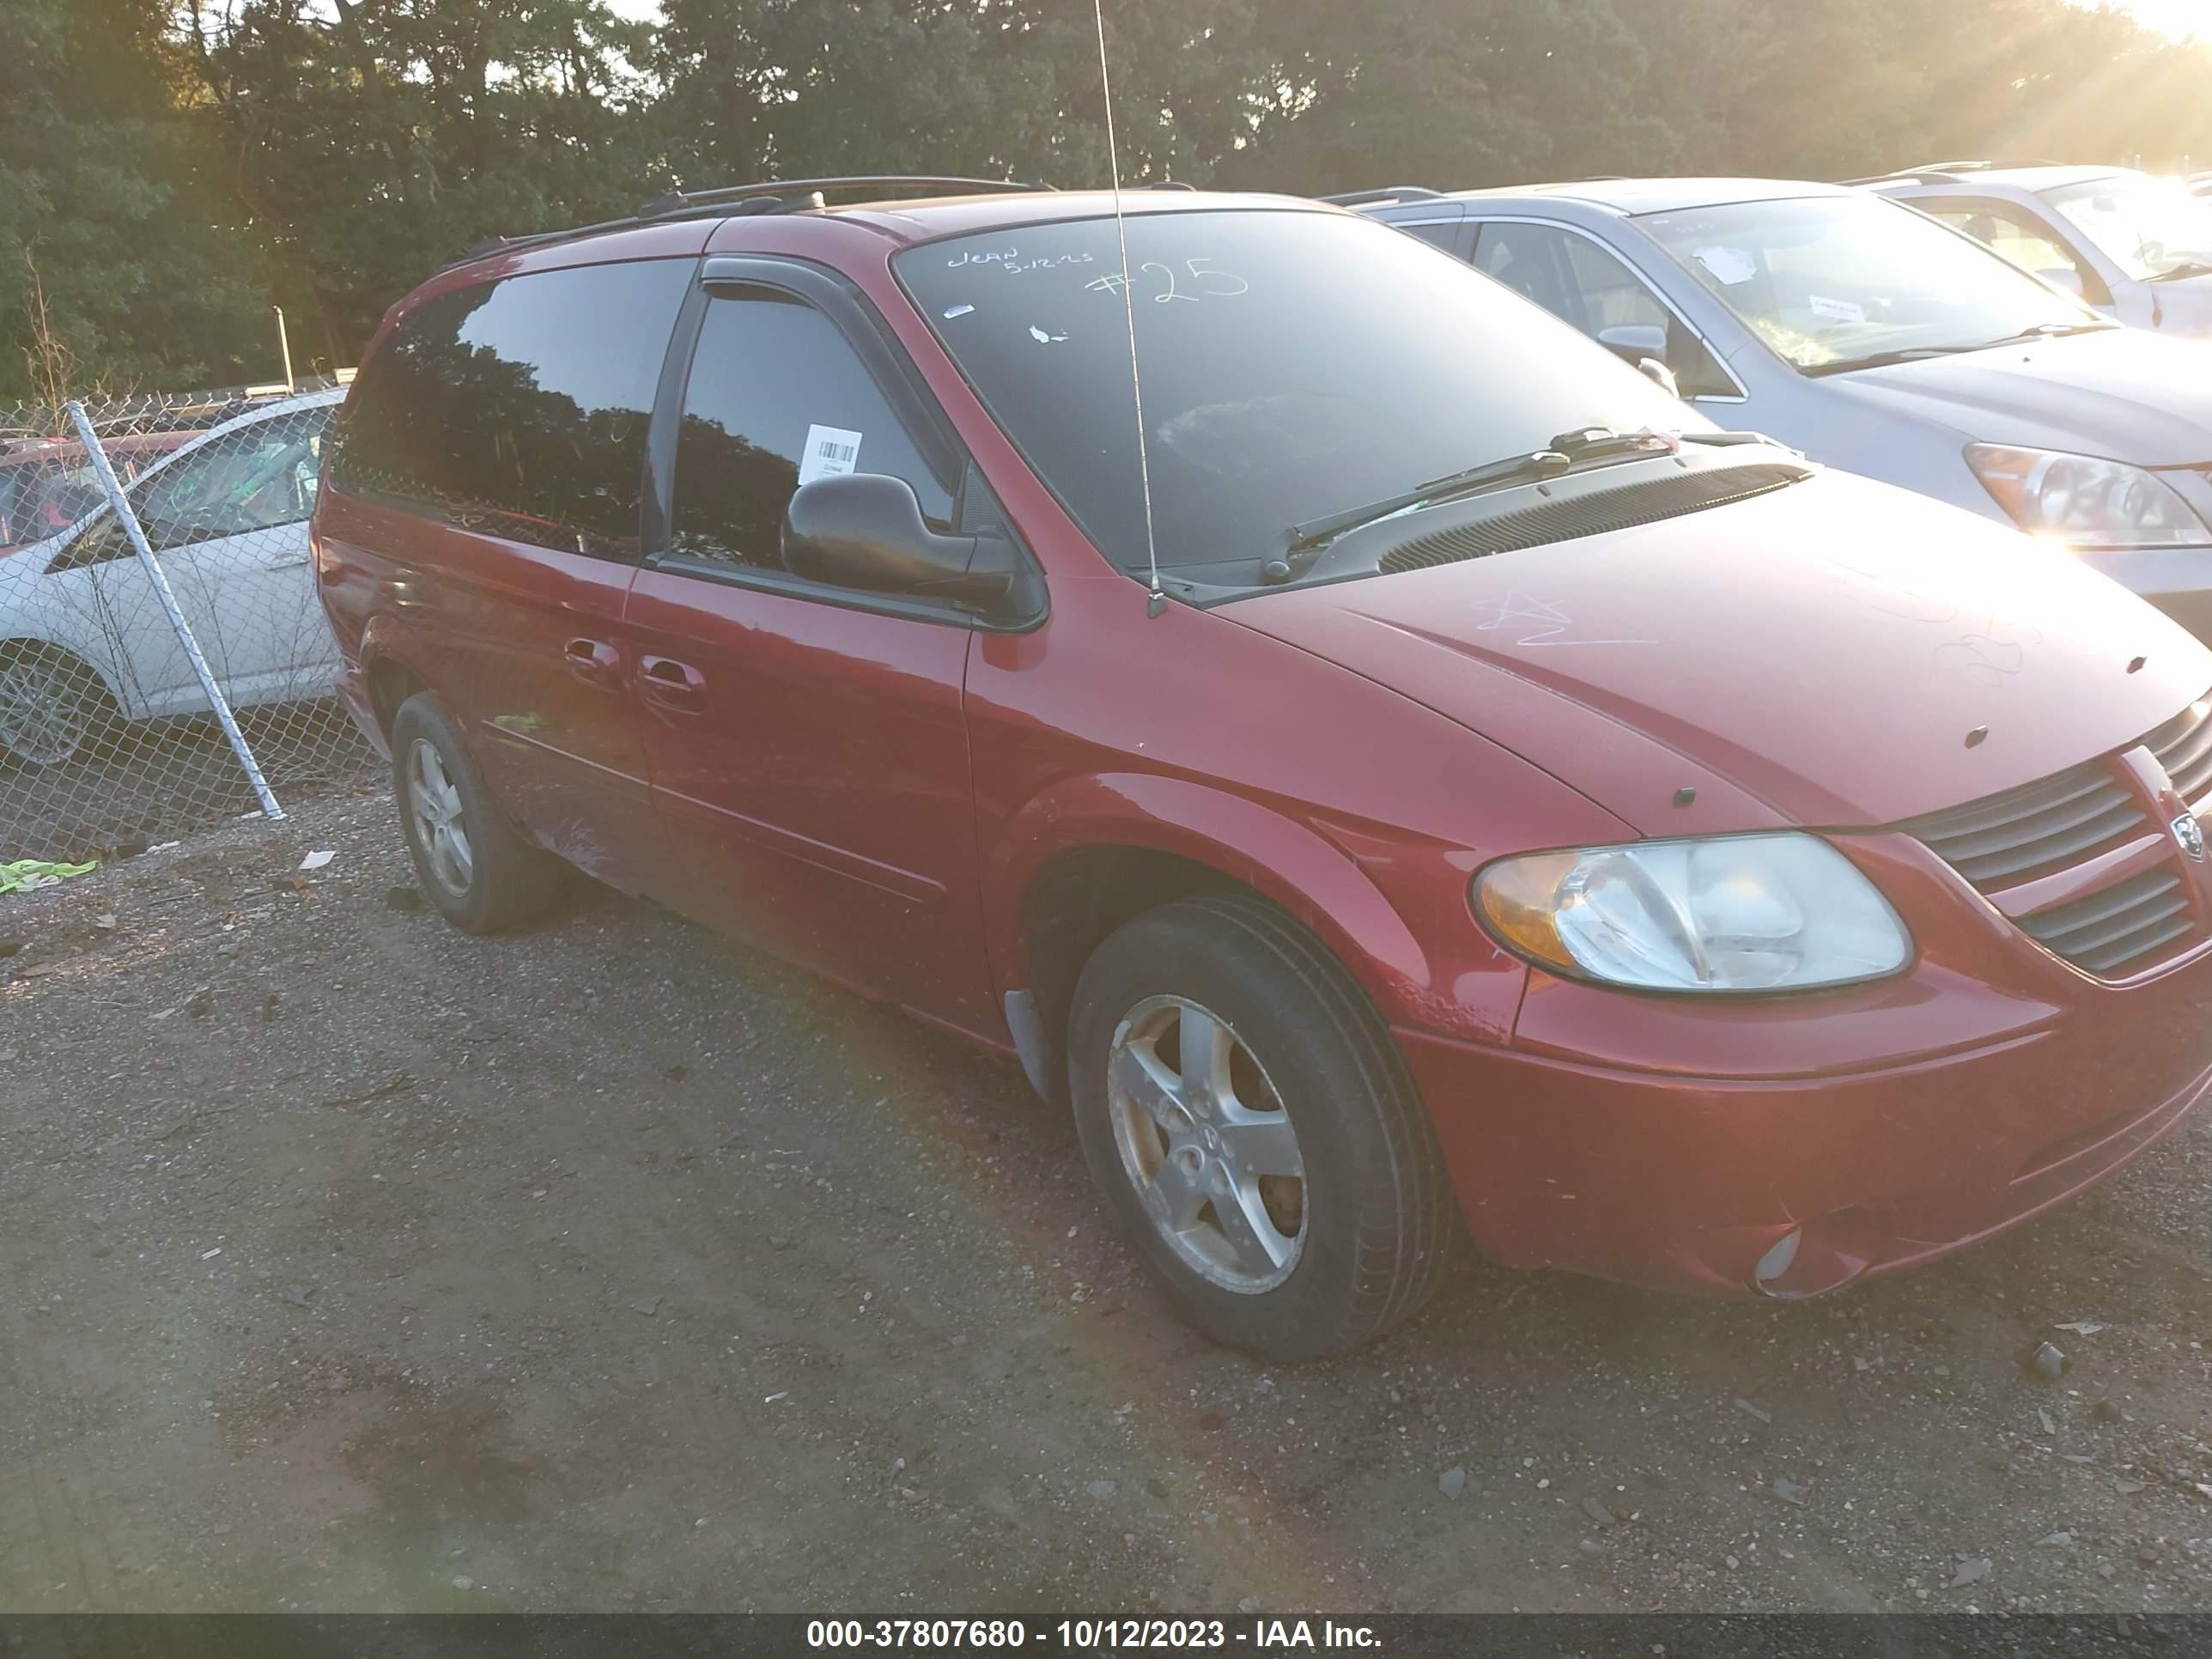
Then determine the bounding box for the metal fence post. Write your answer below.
[64,399,287,822]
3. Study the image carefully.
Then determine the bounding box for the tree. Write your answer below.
[172,0,662,371]
[0,0,269,404]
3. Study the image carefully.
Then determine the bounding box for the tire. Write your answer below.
[1067,891,1456,1360]
[0,642,122,769]
[389,691,562,933]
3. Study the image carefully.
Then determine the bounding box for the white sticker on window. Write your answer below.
[1692,246,1758,286]
[798,424,863,486]
[1808,294,1869,325]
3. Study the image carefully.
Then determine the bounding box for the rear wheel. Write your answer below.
[0,644,118,769]
[390,692,562,933]
[1067,891,1456,1359]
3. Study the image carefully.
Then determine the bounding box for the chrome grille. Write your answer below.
[2146,697,2212,808]
[2017,869,2193,975]
[1899,690,2212,978]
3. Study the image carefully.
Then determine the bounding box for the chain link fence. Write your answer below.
[0,386,380,862]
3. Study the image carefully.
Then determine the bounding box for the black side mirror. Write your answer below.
[782,472,1015,612]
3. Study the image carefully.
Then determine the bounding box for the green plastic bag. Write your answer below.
[0,859,98,895]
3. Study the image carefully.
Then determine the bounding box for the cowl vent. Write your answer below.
[1377,464,1810,574]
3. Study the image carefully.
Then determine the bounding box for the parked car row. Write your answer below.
[1352,173,2212,638]
[295,173,2212,1358]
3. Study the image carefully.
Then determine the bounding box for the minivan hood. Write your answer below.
[1231,469,2212,831]
[1822,327,2212,465]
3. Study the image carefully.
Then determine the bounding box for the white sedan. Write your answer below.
[0,388,345,767]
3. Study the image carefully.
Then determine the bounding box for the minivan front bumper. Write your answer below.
[1395,933,2212,1297]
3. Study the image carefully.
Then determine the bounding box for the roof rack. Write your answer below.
[1317,185,1443,208]
[1845,158,2071,185]
[442,174,1057,273]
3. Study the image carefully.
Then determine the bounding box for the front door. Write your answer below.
[623,267,997,1033]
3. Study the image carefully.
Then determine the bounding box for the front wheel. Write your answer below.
[1068,892,1456,1359]
[0,644,118,769]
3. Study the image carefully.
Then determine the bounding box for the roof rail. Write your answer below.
[441,174,1057,274]
[1850,157,2072,185]
[1317,185,1443,208]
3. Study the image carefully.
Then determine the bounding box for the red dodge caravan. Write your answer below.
[313,179,2212,1357]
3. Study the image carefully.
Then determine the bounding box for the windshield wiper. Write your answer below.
[2148,259,2212,284]
[1803,321,2112,376]
[1284,427,1670,556]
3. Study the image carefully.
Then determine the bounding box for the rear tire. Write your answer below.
[1067,891,1456,1359]
[390,692,562,933]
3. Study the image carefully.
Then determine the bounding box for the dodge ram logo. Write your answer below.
[2174,812,2206,861]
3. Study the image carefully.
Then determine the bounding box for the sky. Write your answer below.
[2106,0,2206,36]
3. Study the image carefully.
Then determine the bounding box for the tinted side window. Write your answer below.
[1475,222,1734,398]
[668,293,953,573]
[1398,221,1464,253]
[1474,222,1578,318]
[331,259,690,561]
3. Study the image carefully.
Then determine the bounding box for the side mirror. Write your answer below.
[1596,322,1669,365]
[782,472,1014,611]
[2037,265,2086,299]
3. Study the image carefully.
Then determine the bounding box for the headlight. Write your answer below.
[1965,443,2210,549]
[1473,833,1911,994]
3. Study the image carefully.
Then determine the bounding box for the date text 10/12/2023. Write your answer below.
[805,1620,1383,1650]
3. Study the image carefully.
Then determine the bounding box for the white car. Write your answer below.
[1865,162,2212,337]
[0,387,345,767]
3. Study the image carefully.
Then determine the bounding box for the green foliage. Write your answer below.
[3,0,2209,400]
[0,0,270,404]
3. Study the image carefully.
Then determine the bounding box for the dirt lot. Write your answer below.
[3,788,2210,1614]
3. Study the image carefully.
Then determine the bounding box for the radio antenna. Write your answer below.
[1091,0,1165,617]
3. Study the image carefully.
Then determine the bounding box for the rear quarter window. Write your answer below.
[331,258,691,561]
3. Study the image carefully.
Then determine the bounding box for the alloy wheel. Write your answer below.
[1106,994,1307,1293]
[0,653,94,766]
[407,738,475,897]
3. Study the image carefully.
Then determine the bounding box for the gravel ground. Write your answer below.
[3,789,2210,1613]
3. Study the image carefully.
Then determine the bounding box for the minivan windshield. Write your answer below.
[2042,174,2212,283]
[896,209,1698,582]
[1638,192,2107,373]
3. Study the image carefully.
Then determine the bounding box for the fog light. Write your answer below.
[1753,1227,1802,1291]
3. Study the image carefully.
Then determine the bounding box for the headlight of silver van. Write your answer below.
[1966,443,2210,548]
[1474,833,1911,993]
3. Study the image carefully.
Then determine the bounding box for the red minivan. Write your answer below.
[313,179,2212,1358]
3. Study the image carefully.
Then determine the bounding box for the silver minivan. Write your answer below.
[1352,179,2212,638]
[1862,163,2212,338]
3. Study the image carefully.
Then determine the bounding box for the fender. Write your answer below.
[983,769,1441,1028]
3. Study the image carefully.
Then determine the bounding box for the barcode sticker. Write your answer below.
[798,424,865,486]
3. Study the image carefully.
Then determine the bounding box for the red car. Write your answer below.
[0,428,194,555]
[313,179,2212,1358]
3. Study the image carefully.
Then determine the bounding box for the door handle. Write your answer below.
[639,654,706,712]
[563,636,623,688]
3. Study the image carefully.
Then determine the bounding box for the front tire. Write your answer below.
[1067,892,1456,1359]
[390,692,562,933]
[0,643,118,769]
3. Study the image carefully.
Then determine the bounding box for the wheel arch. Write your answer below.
[0,634,136,721]
[988,773,1435,1091]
